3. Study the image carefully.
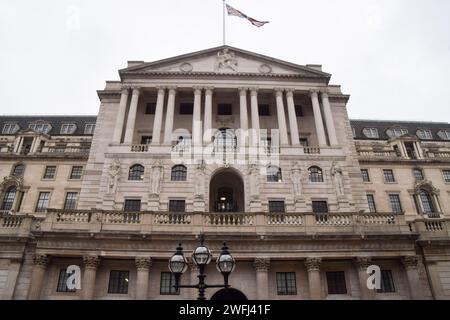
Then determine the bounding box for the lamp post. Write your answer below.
[168,235,236,300]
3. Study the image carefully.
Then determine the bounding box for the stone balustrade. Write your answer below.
[131,144,149,152]
[412,218,450,239]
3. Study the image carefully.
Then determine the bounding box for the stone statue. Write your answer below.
[107,159,121,194]
[331,161,344,197]
[194,162,206,199]
[248,163,260,199]
[216,48,238,72]
[150,160,163,196]
[291,162,303,197]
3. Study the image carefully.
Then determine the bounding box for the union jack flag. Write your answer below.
[226,4,269,28]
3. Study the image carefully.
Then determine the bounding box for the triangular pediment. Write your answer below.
[120,46,330,80]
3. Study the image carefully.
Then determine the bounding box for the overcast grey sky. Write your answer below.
[1,0,449,122]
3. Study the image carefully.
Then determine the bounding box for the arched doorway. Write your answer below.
[211,288,248,300]
[209,169,244,213]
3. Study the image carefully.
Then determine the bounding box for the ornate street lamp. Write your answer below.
[168,234,236,300]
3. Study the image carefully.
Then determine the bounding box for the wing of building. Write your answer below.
[1,46,450,300]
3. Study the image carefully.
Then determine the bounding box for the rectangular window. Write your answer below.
[276,272,297,295]
[64,192,78,210]
[84,124,95,135]
[56,269,76,293]
[2,123,19,134]
[443,170,450,183]
[108,270,129,294]
[36,192,50,212]
[389,194,403,214]
[413,168,424,181]
[60,124,76,134]
[29,123,51,134]
[145,103,156,114]
[361,169,370,182]
[141,136,152,145]
[169,200,186,213]
[417,130,433,140]
[367,194,377,213]
[295,105,303,117]
[160,272,180,295]
[124,199,141,212]
[299,138,309,147]
[312,201,329,213]
[179,103,194,115]
[218,103,232,115]
[363,128,379,139]
[383,169,395,183]
[326,271,347,295]
[43,166,57,179]
[258,104,270,116]
[70,166,83,180]
[377,270,396,293]
[269,201,285,213]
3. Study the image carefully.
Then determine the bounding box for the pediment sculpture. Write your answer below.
[216,49,238,72]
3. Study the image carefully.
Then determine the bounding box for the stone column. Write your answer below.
[321,90,338,146]
[2,258,22,300]
[192,87,203,146]
[239,88,249,131]
[285,89,300,146]
[81,255,100,300]
[112,87,130,144]
[354,257,376,300]
[151,87,166,145]
[163,87,177,144]
[204,87,214,143]
[250,88,260,146]
[253,258,270,300]
[310,90,327,147]
[274,89,289,146]
[27,254,49,300]
[305,257,322,300]
[135,257,152,300]
[124,87,141,144]
[402,256,424,300]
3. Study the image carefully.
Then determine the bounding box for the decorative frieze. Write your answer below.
[253,258,270,272]
[305,257,322,272]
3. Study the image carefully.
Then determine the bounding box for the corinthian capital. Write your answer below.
[33,254,49,267]
[83,255,100,270]
[135,257,153,271]
[309,89,319,96]
[305,257,321,271]
[354,257,372,270]
[253,258,270,272]
[402,256,419,269]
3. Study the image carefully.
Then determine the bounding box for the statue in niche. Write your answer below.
[291,162,303,197]
[331,161,344,197]
[216,48,238,72]
[194,162,206,199]
[248,163,260,199]
[107,159,121,194]
[150,160,163,196]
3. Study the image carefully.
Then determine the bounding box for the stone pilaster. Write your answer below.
[305,257,322,300]
[112,87,130,144]
[135,257,152,300]
[320,89,338,146]
[27,254,49,300]
[253,258,270,300]
[81,255,100,300]
[402,256,424,300]
[354,257,376,300]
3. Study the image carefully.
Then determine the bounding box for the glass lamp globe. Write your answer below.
[168,245,188,274]
[192,245,212,266]
[216,252,236,274]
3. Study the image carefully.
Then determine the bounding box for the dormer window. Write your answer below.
[84,124,96,135]
[2,123,20,134]
[437,130,450,141]
[60,124,77,134]
[362,128,379,139]
[416,129,433,140]
[386,128,408,138]
[29,123,51,134]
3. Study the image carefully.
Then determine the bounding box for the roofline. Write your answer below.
[0,115,97,117]
[350,119,450,125]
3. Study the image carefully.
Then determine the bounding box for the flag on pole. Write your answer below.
[226,4,269,27]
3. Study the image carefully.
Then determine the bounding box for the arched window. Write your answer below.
[171,165,187,181]
[309,166,323,183]
[214,128,237,151]
[128,164,144,181]
[12,164,25,177]
[267,166,282,182]
[1,186,17,210]
[419,190,435,214]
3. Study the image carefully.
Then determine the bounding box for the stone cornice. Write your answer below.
[97,90,121,101]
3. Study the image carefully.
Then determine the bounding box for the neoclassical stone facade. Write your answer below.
[1,46,450,300]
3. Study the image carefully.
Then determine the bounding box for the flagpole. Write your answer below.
[222,0,226,45]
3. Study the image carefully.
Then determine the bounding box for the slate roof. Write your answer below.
[0,116,97,136]
[350,119,450,141]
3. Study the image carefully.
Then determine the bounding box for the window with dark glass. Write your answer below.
[367,194,377,213]
[309,166,324,182]
[312,201,329,213]
[269,201,285,213]
[2,123,19,134]
[84,124,96,135]
[267,166,282,182]
[141,136,152,145]
[64,192,78,210]
[70,166,83,180]
[443,170,450,183]
[326,271,347,295]
[43,166,57,179]
[258,104,270,116]
[377,270,396,293]
[145,103,156,114]
[295,105,303,117]
[361,169,370,182]
[124,199,141,212]
[389,194,403,214]
[13,164,25,177]
[36,192,50,212]
[218,103,232,115]
[56,268,76,293]
[108,270,129,294]
[128,164,144,181]
[169,200,185,212]
[1,186,16,210]
[276,272,297,295]
[383,169,395,183]
[171,165,187,181]
[160,272,180,295]
[413,168,424,181]
[179,103,194,115]
[299,138,309,147]
[419,190,435,214]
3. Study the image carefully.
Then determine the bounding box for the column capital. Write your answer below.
[238,87,249,95]
[131,86,141,95]
[253,258,270,272]
[309,89,319,96]
[204,87,214,94]
[305,257,322,271]
[167,86,178,94]
[32,254,49,268]
[354,257,372,270]
[193,86,203,95]
[135,257,153,271]
[274,88,284,97]
[121,86,131,94]
[285,88,295,97]
[402,256,419,269]
[249,87,259,96]
[155,85,166,92]
[83,255,100,270]
[320,88,330,95]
